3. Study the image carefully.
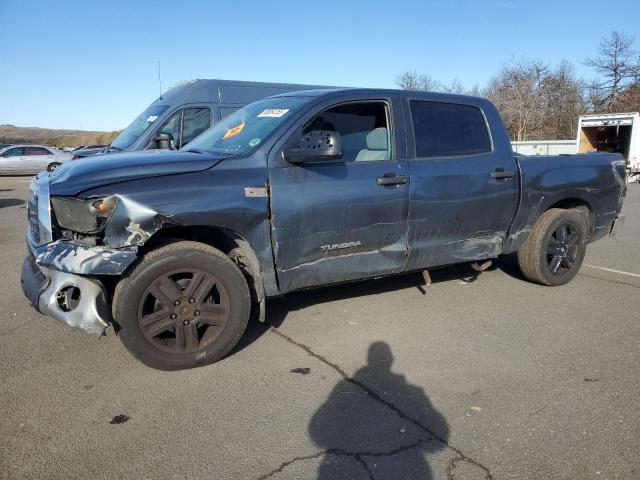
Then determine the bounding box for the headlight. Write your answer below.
[50,196,117,233]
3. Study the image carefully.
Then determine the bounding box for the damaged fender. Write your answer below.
[36,195,173,276]
[102,195,172,249]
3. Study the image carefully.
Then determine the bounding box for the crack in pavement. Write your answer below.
[257,438,439,480]
[577,272,640,289]
[259,327,493,480]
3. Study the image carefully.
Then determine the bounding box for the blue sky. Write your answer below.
[1,0,639,131]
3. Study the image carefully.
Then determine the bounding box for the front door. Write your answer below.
[0,147,26,174]
[269,96,410,293]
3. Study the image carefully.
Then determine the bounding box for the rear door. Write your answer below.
[268,95,410,292]
[24,147,54,171]
[403,97,519,270]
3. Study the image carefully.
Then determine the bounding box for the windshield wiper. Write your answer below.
[184,148,208,154]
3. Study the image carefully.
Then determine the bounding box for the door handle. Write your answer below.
[491,168,515,179]
[377,174,408,186]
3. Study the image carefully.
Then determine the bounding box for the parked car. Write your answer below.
[104,79,330,154]
[71,144,108,160]
[0,144,71,174]
[21,88,626,370]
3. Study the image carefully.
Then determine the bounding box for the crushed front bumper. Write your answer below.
[21,247,111,336]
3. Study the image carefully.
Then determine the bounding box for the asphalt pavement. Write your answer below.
[1,176,638,479]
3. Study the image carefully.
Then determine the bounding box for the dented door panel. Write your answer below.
[269,161,410,292]
[404,152,519,268]
[268,94,410,293]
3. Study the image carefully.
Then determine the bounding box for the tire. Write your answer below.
[47,162,61,172]
[517,208,588,286]
[113,241,251,370]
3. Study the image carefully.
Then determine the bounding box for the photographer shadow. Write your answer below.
[308,342,449,479]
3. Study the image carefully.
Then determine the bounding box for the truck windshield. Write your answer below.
[110,104,169,150]
[183,97,309,156]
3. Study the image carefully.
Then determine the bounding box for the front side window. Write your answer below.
[110,104,169,150]
[158,110,182,147]
[410,101,491,158]
[303,101,391,162]
[3,147,25,157]
[182,108,210,145]
[184,96,310,155]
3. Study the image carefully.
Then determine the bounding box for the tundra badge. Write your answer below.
[320,241,362,252]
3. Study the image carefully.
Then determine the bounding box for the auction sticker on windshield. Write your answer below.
[257,109,289,118]
[223,122,245,139]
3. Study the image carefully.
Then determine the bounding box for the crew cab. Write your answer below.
[21,88,627,370]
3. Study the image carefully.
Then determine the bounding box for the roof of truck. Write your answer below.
[273,87,487,104]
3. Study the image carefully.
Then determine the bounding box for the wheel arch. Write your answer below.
[504,194,595,254]
[545,197,593,233]
[133,225,266,322]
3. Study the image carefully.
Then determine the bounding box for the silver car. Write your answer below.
[0,145,72,175]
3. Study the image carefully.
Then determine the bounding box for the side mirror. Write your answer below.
[285,130,342,164]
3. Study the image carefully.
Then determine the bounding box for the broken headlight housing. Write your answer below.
[50,196,117,233]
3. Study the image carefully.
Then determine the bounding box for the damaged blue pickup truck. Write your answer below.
[21,88,627,370]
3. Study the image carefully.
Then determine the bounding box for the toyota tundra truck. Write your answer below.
[21,88,627,370]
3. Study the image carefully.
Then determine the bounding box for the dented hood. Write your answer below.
[48,149,225,196]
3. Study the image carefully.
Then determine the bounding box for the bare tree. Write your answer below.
[585,31,637,110]
[610,83,640,112]
[439,77,467,95]
[539,61,586,139]
[394,30,640,140]
[395,71,439,91]
[485,58,548,141]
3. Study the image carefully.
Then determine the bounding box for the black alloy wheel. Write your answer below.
[138,269,231,354]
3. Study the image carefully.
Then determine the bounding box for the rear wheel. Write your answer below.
[47,162,61,172]
[113,241,251,370]
[517,208,588,286]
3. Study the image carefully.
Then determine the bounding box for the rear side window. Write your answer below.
[25,147,50,155]
[410,101,491,158]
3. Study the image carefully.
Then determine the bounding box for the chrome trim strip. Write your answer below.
[36,173,53,245]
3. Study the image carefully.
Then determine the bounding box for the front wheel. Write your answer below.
[517,208,588,286]
[113,241,251,370]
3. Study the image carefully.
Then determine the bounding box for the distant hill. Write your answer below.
[0,125,120,148]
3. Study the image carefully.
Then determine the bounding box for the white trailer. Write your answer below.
[576,112,640,181]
